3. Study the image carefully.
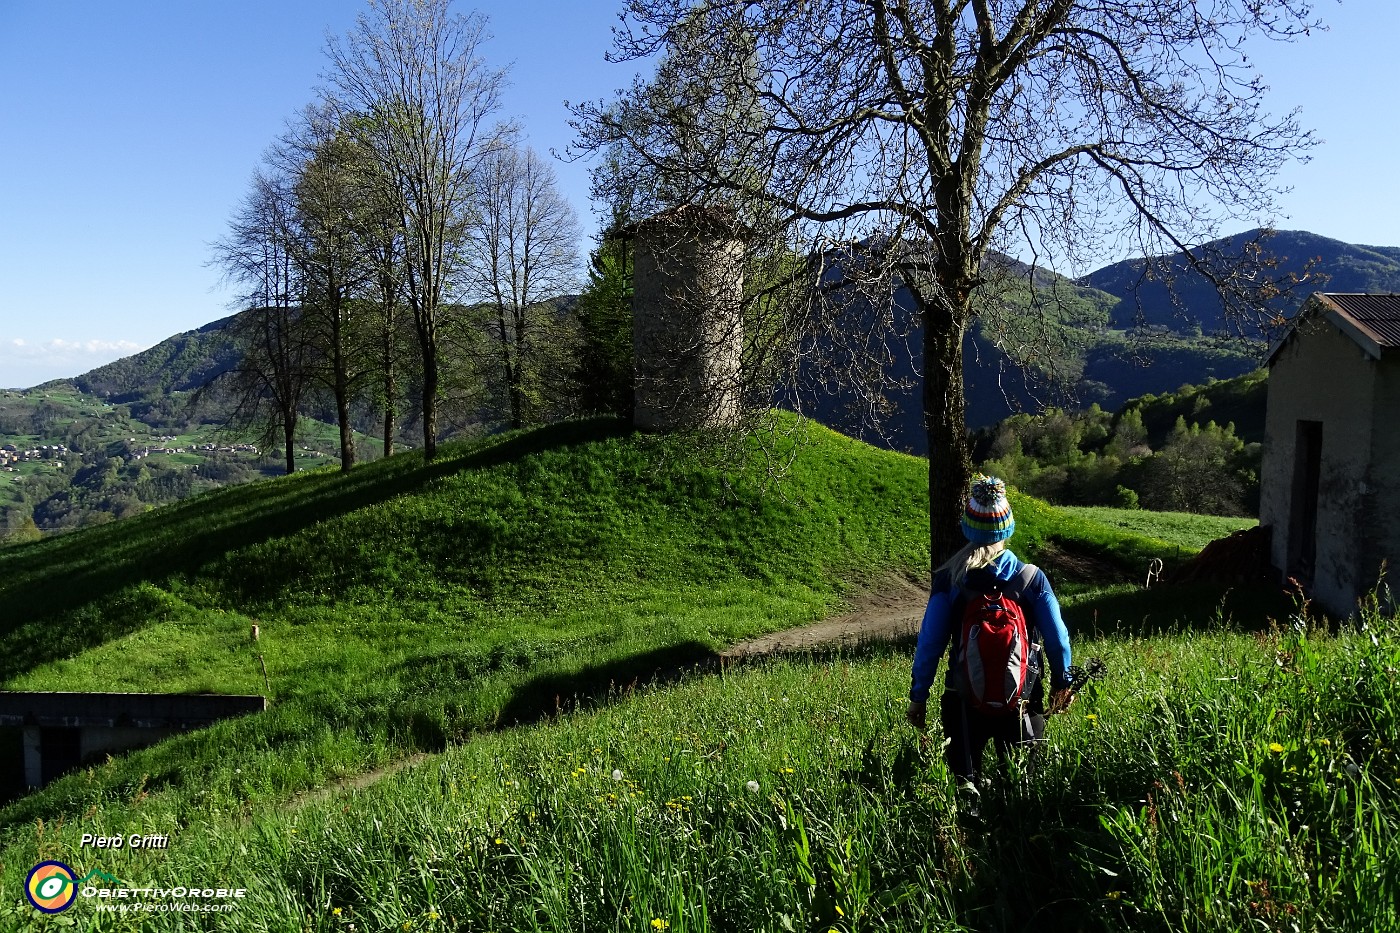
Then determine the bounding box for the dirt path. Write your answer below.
[720,574,929,660]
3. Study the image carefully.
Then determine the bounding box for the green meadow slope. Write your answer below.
[2,415,941,823]
[6,413,1383,932]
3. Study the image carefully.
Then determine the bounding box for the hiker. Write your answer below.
[906,475,1074,794]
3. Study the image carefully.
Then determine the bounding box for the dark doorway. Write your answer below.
[0,727,23,803]
[1288,420,1323,585]
[39,727,83,784]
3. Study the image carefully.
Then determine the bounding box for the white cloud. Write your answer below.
[2,337,145,360]
[0,337,149,389]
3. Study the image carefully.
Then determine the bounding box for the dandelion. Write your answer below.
[332,907,342,916]
[428,911,439,921]
[494,837,503,845]
[1107,890,1124,900]
[1269,742,1286,754]
[651,920,670,930]
[746,780,760,793]
[613,769,623,781]
[1085,713,1098,724]
[782,767,795,774]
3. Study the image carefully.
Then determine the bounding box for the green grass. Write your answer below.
[1059,506,1257,553]
[3,605,1394,931]
[4,411,1371,930]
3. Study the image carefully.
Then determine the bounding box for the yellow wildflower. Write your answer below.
[1269,742,1285,754]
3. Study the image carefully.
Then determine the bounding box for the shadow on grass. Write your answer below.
[0,418,632,681]
[1063,582,1300,638]
[493,641,723,728]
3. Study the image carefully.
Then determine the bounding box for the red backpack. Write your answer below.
[953,565,1039,715]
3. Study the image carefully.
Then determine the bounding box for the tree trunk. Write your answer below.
[512,308,528,428]
[336,383,354,471]
[382,331,396,460]
[421,329,439,462]
[331,298,355,472]
[381,283,397,459]
[283,415,297,476]
[921,285,972,575]
[498,303,520,429]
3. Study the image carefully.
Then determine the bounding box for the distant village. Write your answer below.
[0,438,261,473]
[0,444,68,471]
[119,437,261,461]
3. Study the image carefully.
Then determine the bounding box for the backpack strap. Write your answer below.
[1005,563,1044,685]
[1000,563,1039,601]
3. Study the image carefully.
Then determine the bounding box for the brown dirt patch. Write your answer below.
[720,572,930,660]
[1035,540,1134,586]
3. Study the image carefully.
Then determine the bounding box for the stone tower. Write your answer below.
[631,205,746,432]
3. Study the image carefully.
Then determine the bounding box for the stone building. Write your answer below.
[1260,293,1400,616]
[630,205,747,432]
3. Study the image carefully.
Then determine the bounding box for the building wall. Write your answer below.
[1368,352,1400,610]
[1261,317,1377,616]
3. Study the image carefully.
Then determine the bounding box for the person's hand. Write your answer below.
[1048,687,1075,714]
[906,701,927,729]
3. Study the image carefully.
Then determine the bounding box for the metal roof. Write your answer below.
[1267,293,1400,364]
[1315,293,1400,349]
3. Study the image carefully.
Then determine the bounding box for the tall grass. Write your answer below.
[0,416,937,845]
[3,597,1394,931]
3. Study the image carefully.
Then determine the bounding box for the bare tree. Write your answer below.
[573,0,1319,564]
[461,142,582,428]
[325,0,510,461]
[277,106,379,471]
[210,170,315,476]
[360,180,410,459]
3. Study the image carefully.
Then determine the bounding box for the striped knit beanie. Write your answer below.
[961,474,1015,545]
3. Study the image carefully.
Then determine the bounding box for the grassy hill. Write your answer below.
[1,413,1394,930]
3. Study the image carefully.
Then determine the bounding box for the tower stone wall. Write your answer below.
[631,205,745,432]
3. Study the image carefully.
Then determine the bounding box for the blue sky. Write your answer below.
[0,0,1393,389]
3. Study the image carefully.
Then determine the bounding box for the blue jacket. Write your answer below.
[909,549,1072,703]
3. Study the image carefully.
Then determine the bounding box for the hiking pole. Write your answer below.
[1047,657,1108,715]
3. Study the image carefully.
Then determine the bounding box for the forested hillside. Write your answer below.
[1085,229,1400,332]
[972,370,1268,515]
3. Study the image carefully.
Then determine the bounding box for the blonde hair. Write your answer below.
[935,540,1007,588]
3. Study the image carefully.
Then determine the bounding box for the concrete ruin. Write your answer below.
[0,692,266,790]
